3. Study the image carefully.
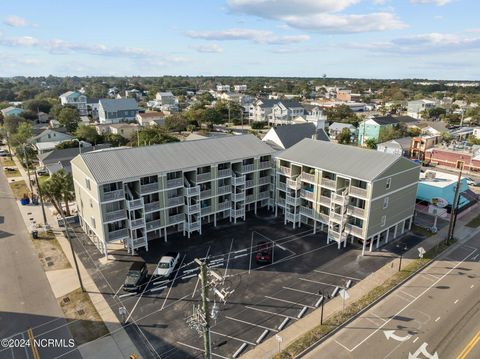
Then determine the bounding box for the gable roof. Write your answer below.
[30,129,72,142]
[378,137,412,150]
[277,138,417,181]
[99,98,138,112]
[329,122,356,131]
[370,115,400,126]
[37,145,109,164]
[265,123,316,149]
[72,134,276,184]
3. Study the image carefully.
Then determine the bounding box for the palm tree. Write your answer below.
[42,169,75,216]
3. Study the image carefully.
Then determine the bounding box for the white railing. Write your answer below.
[277,182,286,191]
[232,192,245,201]
[232,176,245,186]
[318,213,329,223]
[329,212,344,223]
[188,221,201,231]
[277,198,286,207]
[217,201,231,211]
[301,172,315,183]
[104,209,126,222]
[286,212,300,222]
[319,196,331,206]
[140,182,158,193]
[218,169,231,178]
[102,189,124,202]
[146,219,161,231]
[186,186,200,196]
[258,191,269,200]
[241,163,255,173]
[299,206,314,218]
[286,195,301,206]
[201,206,213,215]
[347,206,366,218]
[217,185,230,195]
[287,178,301,190]
[186,203,200,213]
[346,223,363,237]
[321,178,336,189]
[200,189,212,199]
[168,213,184,224]
[328,230,341,241]
[279,166,291,176]
[127,198,144,210]
[233,208,245,217]
[197,172,211,183]
[167,196,184,207]
[350,186,368,198]
[331,193,348,205]
[259,160,271,169]
[245,179,255,188]
[259,176,270,185]
[130,218,145,228]
[166,178,183,188]
[108,228,128,241]
[144,201,160,213]
[246,194,255,203]
[301,189,315,201]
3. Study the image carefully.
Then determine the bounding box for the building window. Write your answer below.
[381,215,386,227]
[85,178,91,190]
[386,178,391,189]
[383,197,389,209]
[91,217,96,229]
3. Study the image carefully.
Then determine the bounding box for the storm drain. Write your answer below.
[45,257,52,261]
[47,261,54,267]
[63,297,70,304]
[77,309,85,316]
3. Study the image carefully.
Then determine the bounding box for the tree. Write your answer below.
[42,169,75,216]
[11,121,33,147]
[441,132,453,144]
[365,138,377,149]
[23,99,53,113]
[324,105,358,125]
[165,113,188,132]
[337,128,352,144]
[136,127,179,146]
[104,133,128,147]
[201,108,223,125]
[378,126,403,143]
[75,124,101,144]
[55,140,81,150]
[58,107,80,133]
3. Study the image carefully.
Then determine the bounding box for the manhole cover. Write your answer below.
[63,297,70,304]
[77,309,85,316]
[47,262,54,267]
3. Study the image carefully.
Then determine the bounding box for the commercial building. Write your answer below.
[274,139,420,254]
[425,146,480,173]
[71,135,275,255]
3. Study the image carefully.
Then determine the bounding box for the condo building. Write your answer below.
[71,135,275,255]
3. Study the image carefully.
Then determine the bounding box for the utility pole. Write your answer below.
[23,144,33,193]
[197,259,211,359]
[33,167,48,226]
[446,163,464,244]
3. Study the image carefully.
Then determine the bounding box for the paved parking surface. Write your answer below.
[69,210,426,359]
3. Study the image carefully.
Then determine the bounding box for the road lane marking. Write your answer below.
[210,330,256,346]
[422,273,439,281]
[314,270,361,281]
[225,316,278,332]
[283,286,322,296]
[299,278,338,287]
[264,295,316,309]
[454,299,459,304]
[339,247,478,353]
[245,306,298,320]
[435,317,440,322]
[457,329,480,359]
[413,337,419,343]
[372,313,387,322]
[177,342,228,359]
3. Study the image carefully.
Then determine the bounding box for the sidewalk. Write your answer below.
[243,209,480,359]
[8,156,142,359]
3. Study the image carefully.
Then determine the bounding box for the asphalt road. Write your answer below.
[0,168,81,359]
[303,232,480,359]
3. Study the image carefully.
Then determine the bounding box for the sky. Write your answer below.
[0,0,479,80]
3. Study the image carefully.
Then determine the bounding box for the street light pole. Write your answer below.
[23,144,33,193]
[397,244,408,271]
[447,163,463,244]
[318,289,325,325]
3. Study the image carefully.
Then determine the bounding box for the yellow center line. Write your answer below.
[457,329,480,359]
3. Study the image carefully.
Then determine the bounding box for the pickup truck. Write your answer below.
[153,252,180,278]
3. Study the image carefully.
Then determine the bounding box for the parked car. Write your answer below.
[255,241,272,264]
[0,149,9,157]
[153,252,180,278]
[466,177,480,186]
[36,168,48,176]
[123,261,148,292]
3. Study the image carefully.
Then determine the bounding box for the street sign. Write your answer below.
[275,334,283,343]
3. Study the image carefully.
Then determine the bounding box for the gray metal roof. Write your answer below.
[99,98,137,112]
[277,138,414,181]
[73,134,276,184]
[329,122,356,131]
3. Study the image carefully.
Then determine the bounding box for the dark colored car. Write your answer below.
[123,261,148,292]
[255,241,272,264]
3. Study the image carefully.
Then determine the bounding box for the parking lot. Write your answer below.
[68,210,426,359]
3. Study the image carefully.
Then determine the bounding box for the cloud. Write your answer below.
[227,0,406,33]
[185,28,310,44]
[192,44,224,53]
[3,15,30,27]
[410,0,452,5]
[1,35,40,46]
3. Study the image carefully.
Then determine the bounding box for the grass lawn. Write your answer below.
[411,224,434,237]
[0,157,15,166]
[31,230,71,271]
[4,168,20,177]
[465,214,480,228]
[9,180,30,199]
[58,288,109,345]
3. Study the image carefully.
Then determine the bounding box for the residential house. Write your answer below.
[234,85,247,92]
[473,127,480,139]
[216,85,230,92]
[98,98,138,124]
[328,122,357,142]
[357,115,400,146]
[71,135,275,255]
[262,123,329,150]
[410,135,441,160]
[269,100,305,125]
[153,92,178,112]
[37,112,49,123]
[275,139,419,253]
[29,129,73,154]
[59,91,88,116]
[87,98,99,119]
[109,123,139,140]
[136,112,165,127]
[425,146,480,173]
[376,137,412,157]
[407,100,436,119]
[249,99,278,123]
[1,106,24,118]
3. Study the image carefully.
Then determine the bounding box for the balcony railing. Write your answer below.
[146,219,162,231]
[108,228,128,241]
[277,182,286,191]
[246,194,255,203]
[186,203,200,213]
[218,168,231,178]
[286,195,301,206]
[168,213,184,224]
[232,176,245,186]
[104,209,126,222]
[129,218,145,228]
[331,193,348,206]
[259,176,270,185]
[346,223,363,237]
[187,221,201,231]
[286,212,300,223]
[166,178,183,189]
[350,186,368,198]
[258,191,269,200]
[241,163,255,173]
[321,178,337,189]
[186,186,200,196]
[200,189,212,199]
[127,198,144,210]
[259,160,271,169]
[300,189,315,201]
[140,182,158,193]
[301,172,315,183]
[217,185,230,195]
[328,230,341,241]
[167,196,184,207]
[279,166,291,176]
[287,178,301,190]
[319,195,331,206]
[232,192,245,201]
[299,206,314,218]
[347,206,366,218]
[201,206,213,215]
[102,189,124,202]
[245,179,255,188]
[197,172,211,183]
[144,201,160,213]
[277,198,286,207]
[233,208,245,217]
[318,213,329,223]
[329,212,345,223]
[217,201,231,211]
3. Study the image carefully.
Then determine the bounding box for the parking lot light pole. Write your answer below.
[397,244,408,272]
[318,290,325,325]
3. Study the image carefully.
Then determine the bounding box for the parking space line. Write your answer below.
[223,239,234,283]
[210,330,256,346]
[160,254,186,311]
[245,306,298,320]
[299,278,338,287]
[314,270,361,282]
[365,316,381,326]
[371,313,387,322]
[177,342,228,359]
[113,284,124,298]
[264,295,316,309]
[225,316,278,332]
[283,286,322,297]
[423,273,440,281]
[118,292,136,299]
[335,339,354,352]
[399,290,416,300]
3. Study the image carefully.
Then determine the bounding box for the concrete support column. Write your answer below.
[337,240,341,249]
[362,238,366,256]
[313,221,317,234]
[385,228,390,243]
[369,237,373,252]
[376,234,380,249]
[408,216,413,230]
[214,213,217,227]
[254,202,257,215]
[401,220,405,234]
[164,227,168,242]
[275,204,278,217]
[394,224,398,238]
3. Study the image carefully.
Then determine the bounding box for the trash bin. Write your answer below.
[31,230,38,239]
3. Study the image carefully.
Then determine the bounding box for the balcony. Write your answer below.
[321,178,337,189]
[232,176,245,186]
[104,209,126,222]
[201,206,213,215]
[318,213,329,223]
[347,206,366,218]
[300,189,315,201]
[259,176,270,185]
[245,179,255,188]
[218,168,231,178]
[285,212,300,222]
[277,182,286,191]
[146,219,162,231]
[200,189,212,199]
[259,160,271,169]
[328,230,341,242]
[217,185,230,195]
[246,194,255,203]
[287,178,301,190]
[350,186,368,198]
[127,198,144,210]
[217,201,231,211]
[186,202,200,213]
[299,206,314,218]
[197,172,211,183]
[167,196,184,207]
[187,221,201,231]
[331,193,348,206]
[144,201,160,213]
[140,182,158,193]
[277,198,286,207]
[102,189,124,202]
[319,195,331,206]
[258,191,269,200]
[233,208,245,217]
[241,163,255,173]
[166,178,183,189]
[232,192,245,202]
[186,186,200,196]
[168,213,184,224]
[129,236,147,249]
[286,195,301,206]
[108,228,128,241]
[346,224,363,237]
[129,218,145,229]
[329,212,345,224]
[301,172,315,183]
[279,166,291,176]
